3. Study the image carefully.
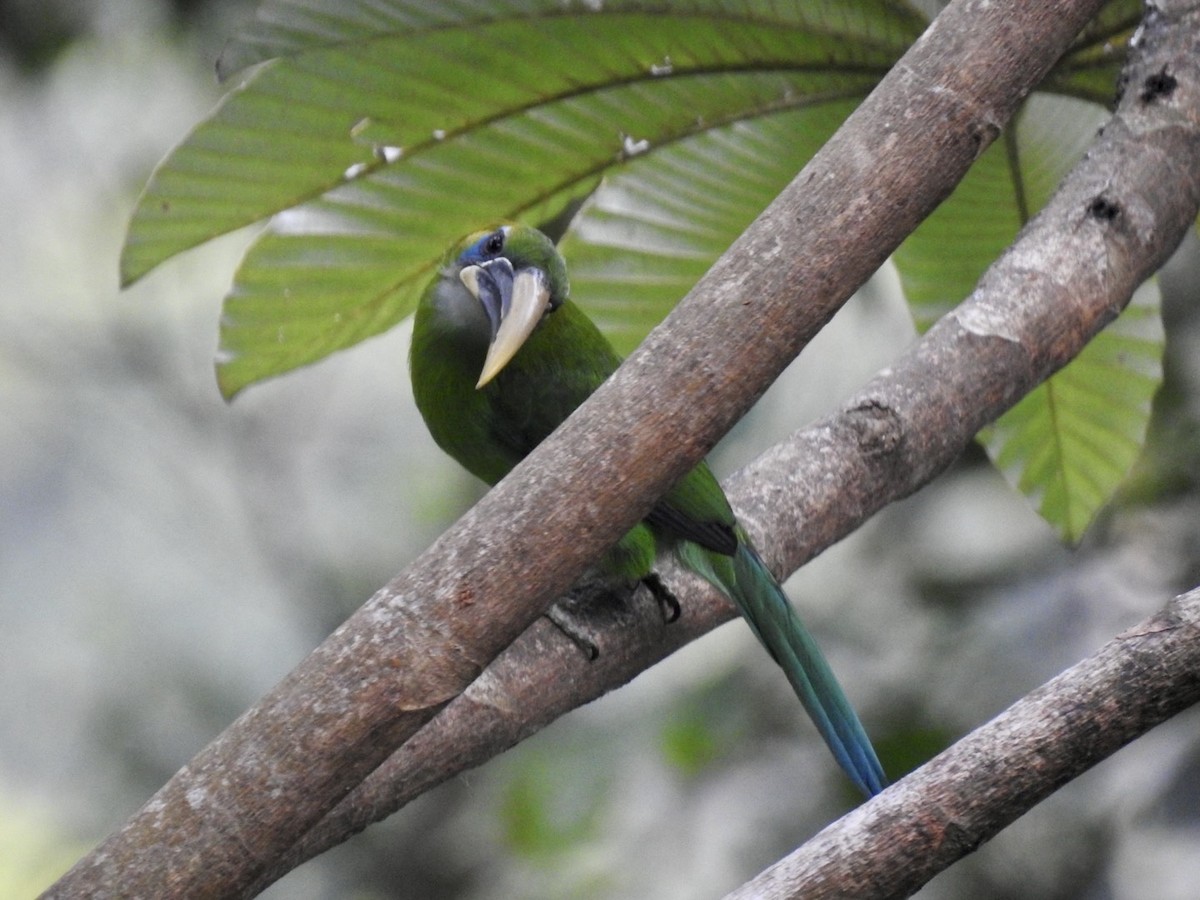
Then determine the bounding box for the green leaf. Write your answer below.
[983,282,1162,542]
[214,0,544,80]
[125,10,910,287]
[127,7,918,396]
[896,94,1111,330]
[1042,0,1142,105]
[500,745,611,857]
[894,92,1163,541]
[560,101,857,353]
[213,0,929,79]
[213,68,882,395]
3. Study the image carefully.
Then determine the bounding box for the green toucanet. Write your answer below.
[410,224,885,797]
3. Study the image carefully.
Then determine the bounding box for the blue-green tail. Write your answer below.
[679,536,886,797]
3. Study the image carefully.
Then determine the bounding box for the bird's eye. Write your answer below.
[484,230,505,255]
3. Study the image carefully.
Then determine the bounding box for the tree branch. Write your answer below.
[727,587,1200,899]
[47,0,1128,896]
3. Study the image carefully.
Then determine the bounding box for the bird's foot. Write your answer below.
[642,572,680,623]
[545,603,600,660]
[543,574,635,660]
[544,571,678,659]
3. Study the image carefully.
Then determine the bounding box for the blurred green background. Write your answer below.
[4,1,1200,897]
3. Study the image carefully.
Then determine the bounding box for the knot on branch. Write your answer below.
[847,400,903,458]
[1140,66,1179,103]
[1086,194,1122,223]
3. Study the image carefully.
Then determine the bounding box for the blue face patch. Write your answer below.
[460,226,509,266]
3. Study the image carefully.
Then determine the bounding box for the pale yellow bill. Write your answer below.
[474,267,551,389]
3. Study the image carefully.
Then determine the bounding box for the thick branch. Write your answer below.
[249,0,1200,889]
[47,1,1116,896]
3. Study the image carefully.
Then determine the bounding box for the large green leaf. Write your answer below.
[894,93,1162,541]
[125,10,911,288]
[560,101,857,353]
[213,0,928,79]
[124,7,918,396]
[984,283,1162,542]
[121,1,1138,397]
[1041,1,1143,103]
[896,94,1111,330]
[212,65,884,395]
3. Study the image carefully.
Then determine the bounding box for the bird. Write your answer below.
[410,223,886,797]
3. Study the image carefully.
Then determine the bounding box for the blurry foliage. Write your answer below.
[654,671,770,778]
[659,708,725,777]
[0,795,87,897]
[499,744,612,859]
[0,0,239,71]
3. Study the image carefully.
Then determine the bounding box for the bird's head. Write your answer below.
[450,224,568,388]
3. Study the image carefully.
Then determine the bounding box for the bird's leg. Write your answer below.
[544,569,649,660]
[544,573,633,660]
[641,572,680,623]
[545,603,600,661]
[545,570,681,659]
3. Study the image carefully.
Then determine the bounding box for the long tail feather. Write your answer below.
[679,538,886,797]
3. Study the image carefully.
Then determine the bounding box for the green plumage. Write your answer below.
[411,225,885,797]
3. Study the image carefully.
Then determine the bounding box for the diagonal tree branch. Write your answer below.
[242,1,1200,888]
[727,585,1200,899]
[47,0,1127,896]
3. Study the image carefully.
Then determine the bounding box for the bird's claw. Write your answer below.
[642,572,680,623]
[544,572,678,660]
[545,604,600,660]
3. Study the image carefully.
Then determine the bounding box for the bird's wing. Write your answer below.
[647,463,739,556]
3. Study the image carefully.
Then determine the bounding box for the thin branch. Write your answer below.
[243,1,1200,886]
[47,0,1120,896]
[727,587,1200,899]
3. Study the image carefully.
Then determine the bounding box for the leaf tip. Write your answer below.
[118,236,146,289]
[215,353,245,403]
